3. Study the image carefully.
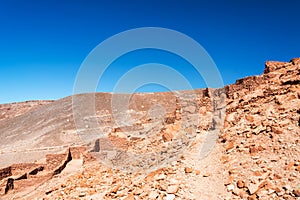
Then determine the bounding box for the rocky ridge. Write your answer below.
[0,58,299,199]
[220,58,300,199]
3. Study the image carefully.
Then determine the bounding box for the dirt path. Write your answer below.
[181,131,229,199]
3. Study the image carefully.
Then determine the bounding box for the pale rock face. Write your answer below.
[0,58,299,199]
[166,184,179,194]
[165,194,175,200]
[148,190,159,199]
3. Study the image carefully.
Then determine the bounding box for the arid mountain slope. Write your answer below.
[0,90,211,168]
[0,58,299,199]
[0,100,53,122]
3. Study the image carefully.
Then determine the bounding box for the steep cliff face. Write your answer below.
[0,58,299,199]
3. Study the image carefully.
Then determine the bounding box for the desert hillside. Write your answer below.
[0,58,299,199]
[0,100,53,122]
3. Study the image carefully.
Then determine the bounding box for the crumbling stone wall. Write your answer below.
[53,149,72,175]
[0,167,11,180]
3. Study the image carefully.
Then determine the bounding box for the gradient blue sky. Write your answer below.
[0,0,299,103]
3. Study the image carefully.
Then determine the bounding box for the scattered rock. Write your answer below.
[184,167,193,173]
[124,194,135,200]
[249,146,259,154]
[148,191,159,199]
[78,192,86,197]
[202,172,210,177]
[110,184,120,193]
[227,184,235,191]
[167,184,179,194]
[293,189,300,197]
[154,173,166,181]
[248,194,258,200]
[165,194,176,200]
[248,183,260,195]
[237,180,245,188]
[162,131,173,142]
[226,141,235,152]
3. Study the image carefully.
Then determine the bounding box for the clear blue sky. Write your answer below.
[0,0,299,103]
